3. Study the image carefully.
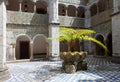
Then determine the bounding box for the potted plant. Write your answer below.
[49,27,108,73]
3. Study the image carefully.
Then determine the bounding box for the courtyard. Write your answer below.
[5,55,120,82]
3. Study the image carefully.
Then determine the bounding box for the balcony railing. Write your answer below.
[7,11,49,25]
[59,16,85,27]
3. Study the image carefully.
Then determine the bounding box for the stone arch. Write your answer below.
[106,32,112,56]
[58,4,66,16]
[21,0,34,13]
[16,34,31,59]
[33,34,47,58]
[98,0,107,13]
[77,6,85,18]
[90,4,97,16]
[6,0,19,11]
[36,0,48,14]
[67,5,76,17]
[95,34,105,56]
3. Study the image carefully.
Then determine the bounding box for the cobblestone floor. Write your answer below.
[4,56,120,82]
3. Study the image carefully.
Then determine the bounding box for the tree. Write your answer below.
[58,27,108,52]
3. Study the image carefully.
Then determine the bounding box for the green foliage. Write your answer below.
[49,27,108,52]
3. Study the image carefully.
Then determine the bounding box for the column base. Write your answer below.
[49,56,60,61]
[0,67,10,81]
[111,56,120,64]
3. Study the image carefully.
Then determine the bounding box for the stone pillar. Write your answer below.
[30,42,33,60]
[111,0,120,64]
[34,3,36,13]
[85,7,91,28]
[19,0,22,12]
[113,0,120,13]
[48,0,60,61]
[48,0,59,23]
[0,0,10,81]
[12,44,16,61]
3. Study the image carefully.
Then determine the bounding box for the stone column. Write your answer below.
[19,0,22,12]
[48,0,60,61]
[12,44,16,61]
[34,3,36,13]
[113,0,120,13]
[111,0,120,63]
[0,0,10,81]
[30,42,33,60]
[85,7,91,28]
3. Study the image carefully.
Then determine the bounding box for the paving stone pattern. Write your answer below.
[5,56,120,82]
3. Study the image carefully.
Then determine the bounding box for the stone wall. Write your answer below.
[91,9,112,27]
[7,11,49,25]
[112,13,120,56]
[59,16,85,27]
[6,24,48,45]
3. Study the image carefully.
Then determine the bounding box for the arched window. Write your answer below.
[67,5,76,17]
[36,1,47,14]
[6,0,19,11]
[77,6,85,18]
[90,4,97,16]
[59,4,66,16]
[21,0,34,13]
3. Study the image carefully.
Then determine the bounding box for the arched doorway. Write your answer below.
[33,34,47,58]
[95,34,105,56]
[16,35,30,59]
[106,32,112,56]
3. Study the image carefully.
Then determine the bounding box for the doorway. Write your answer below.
[20,41,30,59]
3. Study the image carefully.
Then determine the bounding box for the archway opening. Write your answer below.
[58,4,66,16]
[36,1,47,14]
[98,0,107,13]
[6,0,19,11]
[21,0,34,13]
[33,35,47,58]
[90,4,97,16]
[67,5,76,17]
[16,35,30,59]
[77,7,85,18]
[95,35,105,56]
[106,32,112,56]
[60,40,68,52]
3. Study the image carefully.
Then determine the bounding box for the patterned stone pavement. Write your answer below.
[4,55,120,82]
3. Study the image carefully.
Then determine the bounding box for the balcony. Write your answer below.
[7,11,85,27]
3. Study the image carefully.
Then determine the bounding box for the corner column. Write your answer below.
[0,0,10,81]
[48,0,60,61]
